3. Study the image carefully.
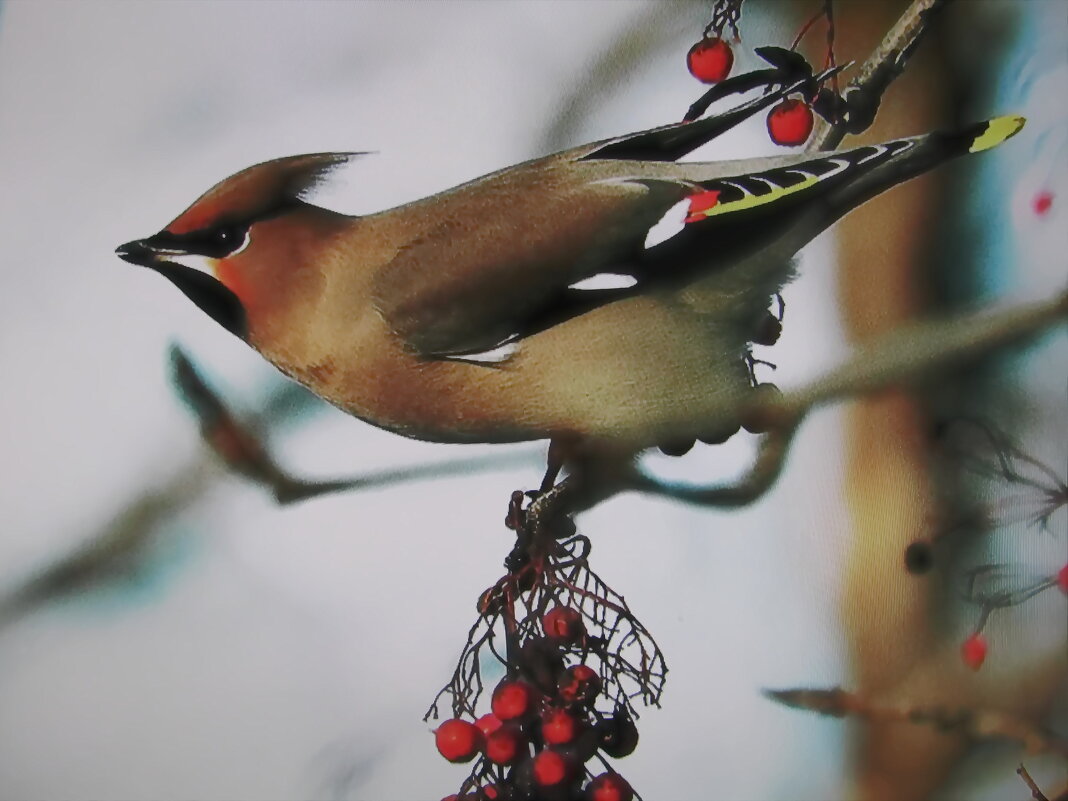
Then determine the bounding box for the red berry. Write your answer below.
[767,98,814,146]
[542,606,585,643]
[597,713,639,758]
[961,633,987,671]
[485,724,525,766]
[481,787,499,800]
[541,707,581,745]
[558,664,601,706]
[532,748,573,787]
[1057,564,1068,594]
[475,712,503,738]
[587,772,635,801]
[435,718,483,763]
[687,37,733,84]
[1033,190,1054,216]
[492,679,539,721]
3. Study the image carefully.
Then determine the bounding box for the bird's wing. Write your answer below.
[371,167,694,362]
[372,116,1022,363]
[370,144,901,363]
[370,145,898,363]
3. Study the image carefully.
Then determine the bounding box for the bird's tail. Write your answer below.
[672,115,1026,263]
[821,115,1026,220]
[647,115,1026,314]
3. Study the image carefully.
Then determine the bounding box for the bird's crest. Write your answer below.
[165,152,366,235]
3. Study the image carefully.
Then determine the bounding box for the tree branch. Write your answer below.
[810,0,952,152]
[766,687,1068,757]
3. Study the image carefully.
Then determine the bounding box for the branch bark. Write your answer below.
[810,0,952,152]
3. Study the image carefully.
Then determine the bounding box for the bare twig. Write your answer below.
[1018,763,1052,801]
[766,687,1068,757]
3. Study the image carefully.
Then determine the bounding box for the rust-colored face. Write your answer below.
[116,152,359,339]
[204,208,344,347]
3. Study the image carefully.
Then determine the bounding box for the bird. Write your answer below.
[116,79,1025,473]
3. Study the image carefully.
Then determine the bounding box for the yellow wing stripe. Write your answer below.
[969,115,1026,153]
[694,172,821,219]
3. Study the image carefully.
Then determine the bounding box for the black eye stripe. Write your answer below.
[148,224,249,258]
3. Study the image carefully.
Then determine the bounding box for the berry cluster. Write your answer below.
[434,664,636,800]
[427,492,665,800]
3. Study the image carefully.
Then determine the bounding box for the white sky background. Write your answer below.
[0,2,1061,800]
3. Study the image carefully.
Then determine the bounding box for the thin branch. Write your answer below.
[1018,763,1051,801]
[766,687,1068,757]
[777,291,1067,420]
[622,291,1066,509]
[810,0,952,152]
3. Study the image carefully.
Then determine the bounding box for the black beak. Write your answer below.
[116,233,190,267]
[115,235,248,340]
[115,239,159,267]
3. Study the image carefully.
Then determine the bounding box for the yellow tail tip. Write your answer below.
[969,115,1026,153]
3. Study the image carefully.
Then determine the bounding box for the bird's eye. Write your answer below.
[203,225,248,257]
[214,226,240,247]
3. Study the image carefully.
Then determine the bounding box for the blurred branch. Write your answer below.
[169,345,541,505]
[1017,763,1068,801]
[0,468,212,631]
[628,290,1067,507]
[1018,763,1051,801]
[775,291,1066,418]
[766,687,1068,757]
[0,354,540,632]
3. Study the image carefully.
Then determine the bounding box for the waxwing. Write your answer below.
[117,77,1025,457]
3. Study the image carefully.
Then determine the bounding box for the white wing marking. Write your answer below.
[568,273,639,291]
[446,339,520,366]
[643,198,690,249]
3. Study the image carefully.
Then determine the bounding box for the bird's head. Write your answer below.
[117,153,361,340]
